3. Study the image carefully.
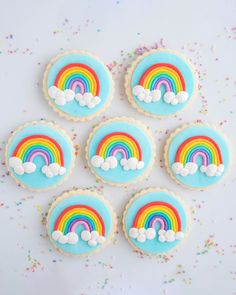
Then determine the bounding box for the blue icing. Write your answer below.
[88,120,153,184]
[7,123,74,189]
[124,191,187,254]
[47,53,112,117]
[47,194,113,255]
[131,51,195,116]
[167,126,229,188]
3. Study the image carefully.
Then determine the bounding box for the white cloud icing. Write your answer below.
[132,85,189,105]
[41,163,66,178]
[163,91,189,105]
[91,155,144,171]
[80,230,106,247]
[75,92,101,109]
[48,86,101,108]
[9,157,67,178]
[120,157,144,171]
[9,157,36,175]
[172,162,224,177]
[158,229,184,243]
[91,156,117,171]
[52,230,106,246]
[52,230,79,245]
[128,227,156,243]
[172,162,198,177]
[132,85,161,103]
[129,227,184,243]
[200,163,224,177]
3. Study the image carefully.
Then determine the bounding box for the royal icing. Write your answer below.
[166,124,229,188]
[44,51,113,120]
[6,121,74,190]
[124,189,187,254]
[87,118,155,185]
[128,50,196,117]
[47,190,114,255]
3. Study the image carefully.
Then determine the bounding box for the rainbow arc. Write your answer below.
[51,204,106,246]
[172,135,224,177]
[91,132,144,171]
[129,201,184,243]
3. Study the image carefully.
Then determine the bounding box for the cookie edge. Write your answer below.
[43,50,114,122]
[85,116,156,187]
[122,187,191,256]
[163,122,232,190]
[46,188,117,257]
[5,120,76,192]
[125,48,199,119]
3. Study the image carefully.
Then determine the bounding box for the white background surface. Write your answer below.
[1,0,236,294]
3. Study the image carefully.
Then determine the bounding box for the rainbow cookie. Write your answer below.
[43,51,113,121]
[123,188,188,255]
[86,117,155,186]
[6,121,75,191]
[125,49,198,118]
[164,123,230,189]
[47,189,116,256]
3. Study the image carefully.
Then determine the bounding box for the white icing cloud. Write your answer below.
[41,163,66,178]
[129,227,156,243]
[132,85,161,103]
[172,162,198,177]
[129,227,184,243]
[120,157,144,171]
[163,91,189,105]
[91,156,117,171]
[9,157,66,178]
[52,230,106,246]
[200,163,224,177]
[80,230,106,247]
[172,162,224,177]
[75,92,101,109]
[48,86,101,108]
[132,85,189,105]
[158,229,184,243]
[9,157,36,175]
[91,155,144,171]
[52,230,79,245]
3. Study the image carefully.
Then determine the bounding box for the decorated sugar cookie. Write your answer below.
[43,51,113,121]
[47,189,116,256]
[6,121,75,191]
[164,123,230,189]
[86,117,155,186]
[123,188,188,255]
[125,49,197,118]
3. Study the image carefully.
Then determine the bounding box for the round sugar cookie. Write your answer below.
[125,49,198,118]
[43,51,113,121]
[123,188,189,255]
[5,120,75,191]
[47,189,116,256]
[85,117,156,186]
[164,123,230,189]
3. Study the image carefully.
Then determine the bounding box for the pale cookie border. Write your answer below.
[46,188,117,257]
[43,50,114,122]
[122,187,191,257]
[5,120,75,192]
[164,122,231,190]
[85,116,156,187]
[125,48,199,119]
